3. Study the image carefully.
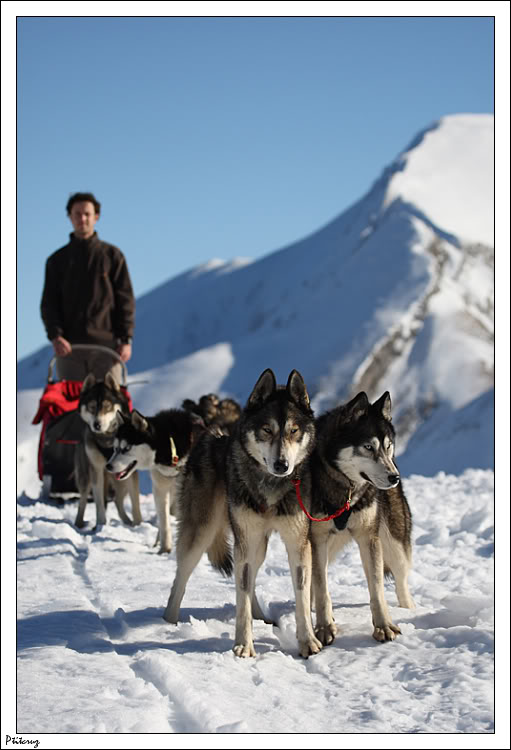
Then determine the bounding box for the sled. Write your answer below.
[31,345,132,500]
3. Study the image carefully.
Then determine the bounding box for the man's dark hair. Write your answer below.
[66,192,101,216]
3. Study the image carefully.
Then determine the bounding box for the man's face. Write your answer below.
[69,201,99,239]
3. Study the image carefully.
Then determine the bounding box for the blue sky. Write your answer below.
[14,9,496,360]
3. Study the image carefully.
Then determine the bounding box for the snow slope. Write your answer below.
[17,114,494,477]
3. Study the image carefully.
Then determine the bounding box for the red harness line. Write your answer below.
[292,478,351,522]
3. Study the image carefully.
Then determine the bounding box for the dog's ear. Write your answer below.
[344,392,369,423]
[81,373,96,393]
[182,399,197,412]
[105,371,120,391]
[247,368,277,408]
[373,391,392,422]
[287,370,311,412]
[131,410,149,432]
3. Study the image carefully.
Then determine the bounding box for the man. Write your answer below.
[41,192,135,382]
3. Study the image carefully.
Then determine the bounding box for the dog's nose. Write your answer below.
[274,459,289,474]
[94,420,101,431]
[106,462,113,472]
[388,473,400,485]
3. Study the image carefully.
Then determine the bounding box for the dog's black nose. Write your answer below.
[388,473,400,485]
[274,459,289,474]
[106,463,113,472]
[94,420,101,431]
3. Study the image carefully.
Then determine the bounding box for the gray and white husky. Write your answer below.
[310,391,414,646]
[164,368,322,659]
[74,372,142,530]
[106,408,206,553]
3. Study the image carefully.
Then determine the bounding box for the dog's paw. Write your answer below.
[75,518,86,529]
[298,636,323,658]
[315,622,337,646]
[233,643,256,658]
[158,545,172,555]
[372,622,402,642]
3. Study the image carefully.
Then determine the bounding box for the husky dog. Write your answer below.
[182,394,220,425]
[182,393,242,436]
[74,373,142,530]
[165,368,322,660]
[106,408,206,553]
[214,397,242,434]
[310,391,414,646]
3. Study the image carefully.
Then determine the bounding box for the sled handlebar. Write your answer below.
[47,344,128,386]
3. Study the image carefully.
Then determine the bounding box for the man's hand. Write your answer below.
[117,342,132,363]
[52,336,72,357]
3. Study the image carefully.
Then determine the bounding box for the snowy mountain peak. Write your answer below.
[383,114,494,246]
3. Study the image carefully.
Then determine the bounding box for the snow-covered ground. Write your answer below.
[11,382,499,744]
[14,468,496,738]
[17,470,494,734]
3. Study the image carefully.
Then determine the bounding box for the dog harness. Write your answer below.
[292,478,352,528]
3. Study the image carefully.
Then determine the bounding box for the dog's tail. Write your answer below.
[207,530,233,577]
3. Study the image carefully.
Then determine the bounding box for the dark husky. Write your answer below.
[310,391,414,646]
[182,393,242,436]
[74,373,142,530]
[164,369,322,659]
[106,408,207,553]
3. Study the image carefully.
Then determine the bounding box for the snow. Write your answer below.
[12,381,498,743]
[385,114,494,247]
[127,343,236,417]
[398,389,494,478]
[14,462,495,738]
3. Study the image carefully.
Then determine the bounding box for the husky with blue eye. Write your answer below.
[106,407,207,553]
[310,391,414,647]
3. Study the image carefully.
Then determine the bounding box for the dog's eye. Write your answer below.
[364,444,374,452]
[262,426,272,435]
[122,444,132,454]
[87,402,97,413]
[290,427,299,435]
